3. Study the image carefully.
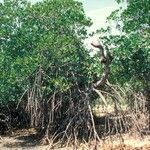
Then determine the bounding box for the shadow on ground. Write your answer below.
[1,128,40,149]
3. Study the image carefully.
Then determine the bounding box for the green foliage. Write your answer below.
[98,0,150,90]
[0,0,94,102]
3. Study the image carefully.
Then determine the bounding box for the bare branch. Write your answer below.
[91,41,112,88]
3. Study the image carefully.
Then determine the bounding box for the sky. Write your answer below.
[81,0,119,31]
[76,0,119,51]
[79,0,118,27]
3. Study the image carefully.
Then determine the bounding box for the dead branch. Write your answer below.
[91,41,112,88]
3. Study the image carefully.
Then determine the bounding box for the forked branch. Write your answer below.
[91,41,112,88]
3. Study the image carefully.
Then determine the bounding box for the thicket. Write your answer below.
[0,0,149,145]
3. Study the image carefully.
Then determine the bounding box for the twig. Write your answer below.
[92,88,108,107]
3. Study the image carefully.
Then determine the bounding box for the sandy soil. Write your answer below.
[0,128,150,150]
[0,128,48,150]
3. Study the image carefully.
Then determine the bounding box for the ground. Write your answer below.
[0,128,150,150]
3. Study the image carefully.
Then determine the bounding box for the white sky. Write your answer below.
[77,0,120,52]
[78,0,119,29]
